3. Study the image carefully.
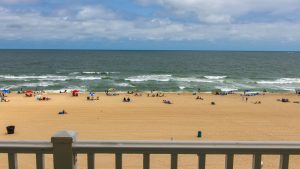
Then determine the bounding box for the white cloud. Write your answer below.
[0,5,300,42]
[137,0,300,23]
[0,0,37,4]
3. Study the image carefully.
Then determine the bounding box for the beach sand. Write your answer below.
[1,92,300,169]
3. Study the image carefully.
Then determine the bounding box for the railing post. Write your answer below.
[51,131,78,169]
[88,153,95,169]
[8,153,18,169]
[198,153,206,169]
[171,153,178,169]
[116,153,122,169]
[36,153,45,169]
[225,154,234,169]
[252,154,262,169]
[143,153,150,169]
[279,154,289,169]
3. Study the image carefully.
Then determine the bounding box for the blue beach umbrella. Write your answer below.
[1,89,10,93]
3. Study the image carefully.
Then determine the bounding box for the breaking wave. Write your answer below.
[0,75,68,81]
[125,75,216,83]
[257,78,300,84]
[204,76,227,80]
[74,76,102,80]
[0,74,103,81]
[125,75,172,82]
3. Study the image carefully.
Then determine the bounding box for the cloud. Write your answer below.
[0,0,37,4]
[0,4,300,42]
[137,0,300,23]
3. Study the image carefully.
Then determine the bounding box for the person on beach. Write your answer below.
[1,92,10,102]
[58,110,67,115]
[196,96,203,100]
[163,100,172,104]
[246,97,248,102]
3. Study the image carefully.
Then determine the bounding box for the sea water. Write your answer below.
[0,50,299,92]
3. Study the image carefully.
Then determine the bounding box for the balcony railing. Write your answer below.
[1,131,300,169]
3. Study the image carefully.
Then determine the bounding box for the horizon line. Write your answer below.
[0,49,299,52]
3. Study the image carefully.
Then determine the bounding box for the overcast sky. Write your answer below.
[0,0,300,50]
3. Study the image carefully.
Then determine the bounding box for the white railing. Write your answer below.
[1,131,300,169]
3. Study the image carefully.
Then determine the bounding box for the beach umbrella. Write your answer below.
[108,88,116,92]
[25,90,33,93]
[72,90,79,93]
[1,89,10,93]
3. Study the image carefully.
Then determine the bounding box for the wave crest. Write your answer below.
[257,78,300,84]
[125,75,172,82]
[204,76,227,79]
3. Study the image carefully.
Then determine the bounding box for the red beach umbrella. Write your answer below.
[72,90,79,93]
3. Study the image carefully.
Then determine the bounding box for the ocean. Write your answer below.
[0,50,299,92]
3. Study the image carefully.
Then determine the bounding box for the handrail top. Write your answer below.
[73,140,300,149]
[2,140,300,149]
[0,140,52,148]
[76,140,300,144]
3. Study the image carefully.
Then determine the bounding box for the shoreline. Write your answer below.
[5,90,299,95]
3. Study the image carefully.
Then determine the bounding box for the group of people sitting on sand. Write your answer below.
[59,90,68,93]
[105,90,119,96]
[33,91,51,101]
[127,91,142,96]
[163,100,172,104]
[123,97,131,102]
[277,98,300,104]
[87,92,99,101]
[196,96,204,100]
[36,95,51,101]
[147,93,165,97]
[134,93,142,96]
[278,98,289,102]
[0,92,9,102]
[87,96,99,100]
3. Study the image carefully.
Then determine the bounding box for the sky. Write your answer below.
[0,0,300,50]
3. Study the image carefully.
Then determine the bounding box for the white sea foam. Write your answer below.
[45,87,87,93]
[0,74,103,81]
[115,83,135,87]
[12,82,57,88]
[204,76,227,80]
[82,71,120,75]
[125,75,172,82]
[125,75,216,83]
[1,85,18,90]
[215,86,238,92]
[257,78,300,84]
[178,86,186,90]
[276,86,298,91]
[174,77,214,83]
[74,76,102,80]
[82,72,101,74]
[0,75,68,81]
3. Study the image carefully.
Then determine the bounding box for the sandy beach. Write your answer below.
[1,92,300,169]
